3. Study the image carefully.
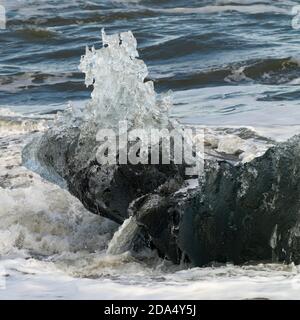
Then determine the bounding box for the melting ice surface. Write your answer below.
[1,27,300,299]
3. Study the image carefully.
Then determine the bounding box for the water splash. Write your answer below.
[79,29,171,130]
[106,216,141,255]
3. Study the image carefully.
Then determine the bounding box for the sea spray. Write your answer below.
[49,29,205,176]
[79,29,171,131]
[106,216,141,255]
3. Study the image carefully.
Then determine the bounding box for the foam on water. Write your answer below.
[106,216,140,255]
[0,108,171,293]
[2,255,300,299]
[0,111,132,281]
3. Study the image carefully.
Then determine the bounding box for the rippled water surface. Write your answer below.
[1,0,300,299]
[1,0,300,125]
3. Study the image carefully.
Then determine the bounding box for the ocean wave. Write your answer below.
[0,71,82,91]
[242,57,300,83]
[14,28,58,41]
[154,4,291,15]
[0,108,49,134]
[5,2,291,31]
[7,9,157,28]
[155,57,300,90]
[140,33,252,61]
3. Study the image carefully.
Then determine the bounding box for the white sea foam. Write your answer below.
[2,256,300,299]
[0,127,118,256]
[106,216,140,255]
[0,107,51,135]
[225,67,251,83]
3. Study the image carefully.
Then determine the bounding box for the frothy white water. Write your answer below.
[0,110,129,277]
[2,256,300,299]
[106,216,140,255]
[0,108,49,135]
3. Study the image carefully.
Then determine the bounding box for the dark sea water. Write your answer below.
[2,0,300,299]
[1,0,300,128]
